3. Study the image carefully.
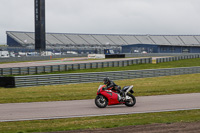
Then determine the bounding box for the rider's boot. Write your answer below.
[119,90,125,101]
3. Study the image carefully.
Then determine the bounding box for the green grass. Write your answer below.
[0,109,199,133]
[0,58,199,132]
[0,73,200,103]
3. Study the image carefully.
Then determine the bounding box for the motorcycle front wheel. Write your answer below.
[125,93,136,107]
[95,95,108,108]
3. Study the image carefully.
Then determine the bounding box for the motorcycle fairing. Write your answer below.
[101,90,121,105]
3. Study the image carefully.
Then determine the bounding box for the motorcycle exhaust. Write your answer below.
[125,85,133,95]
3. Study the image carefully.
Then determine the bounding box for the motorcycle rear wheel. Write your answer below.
[95,95,108,108]
[125,93,136,107]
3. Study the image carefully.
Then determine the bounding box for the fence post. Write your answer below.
[140,58,142,64]
[96,62,98,68]
[144,58,147,64]
[10,68,12,75]
[19,67,21,75]
[43,66,46,73]
[135,59,138,64]
[78,64,81,70]
[159,58,162,63]
[35,66,38,74]
[65,65,67,71]
[51,66,53,72]
[0,68,3,75]
[58,65,60,71]
[150,58,152,63]
[28,67,30,75]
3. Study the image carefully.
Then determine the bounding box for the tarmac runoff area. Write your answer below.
[0,93,200,122]
[0,57,162,68]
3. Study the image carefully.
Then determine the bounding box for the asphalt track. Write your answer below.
[0,57,159,68]
[0,93,200,122]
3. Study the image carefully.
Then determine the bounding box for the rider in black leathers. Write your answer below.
[103,77,125,98]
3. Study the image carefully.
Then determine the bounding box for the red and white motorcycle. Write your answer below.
[95,85,136,108]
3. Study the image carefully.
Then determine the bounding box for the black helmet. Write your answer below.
[103,77,110,84]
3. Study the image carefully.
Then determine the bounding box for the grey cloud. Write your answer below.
[0,0,200,44]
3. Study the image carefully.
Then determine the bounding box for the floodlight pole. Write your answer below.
[34,0,46,52]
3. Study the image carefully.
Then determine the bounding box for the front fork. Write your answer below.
[99,95,105,103]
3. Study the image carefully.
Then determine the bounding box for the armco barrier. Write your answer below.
[0,58,151,76]
[125,53,200,58]
[156,54,200,63]
[9,66,200,87]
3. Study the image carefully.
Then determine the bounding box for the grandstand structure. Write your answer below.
[6,31,200,53]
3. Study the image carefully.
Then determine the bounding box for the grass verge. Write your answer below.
[0,73,200,103]
[0,109,200,133]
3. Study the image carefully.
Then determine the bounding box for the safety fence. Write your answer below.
[156,54,200,63]
[125,53,200,58]
[0,58,152,76]
[1,66,199,87]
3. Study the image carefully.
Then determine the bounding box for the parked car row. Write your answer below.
[0,50,78,58]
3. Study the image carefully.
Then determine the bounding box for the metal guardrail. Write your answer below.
[125,53,200,58]
[0,58,152,76]
[13,66,200,87]
[156,54,200,63]
[1,53,200,76]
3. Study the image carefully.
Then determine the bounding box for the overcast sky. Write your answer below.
[0,0,200,44]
